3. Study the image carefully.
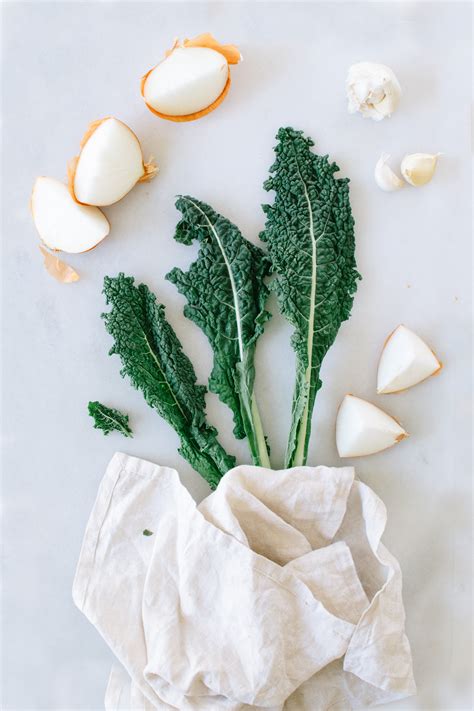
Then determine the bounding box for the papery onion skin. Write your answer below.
[38,244,80,283]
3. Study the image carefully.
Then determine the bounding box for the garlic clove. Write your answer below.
[374,153,404,191]
[377,324,442,394]
[336,394,408,458]
[31,177,110,253]
[400,153,440,187]
[346,62,401,121]
[69,117,157,207]
[141,34,241,122]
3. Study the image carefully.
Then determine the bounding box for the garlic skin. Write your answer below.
[31,177,110,254]
[374,153,404,191]
[70,118,157,207]
[377,325,442,394]
[401,153,440,187]
[336,394,408,458]
[346,62,401,121]
[143,47,229,117]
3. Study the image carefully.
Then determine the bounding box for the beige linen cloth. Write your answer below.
[73,452,416,710]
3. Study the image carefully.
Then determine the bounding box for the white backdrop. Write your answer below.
[1,1,472,709]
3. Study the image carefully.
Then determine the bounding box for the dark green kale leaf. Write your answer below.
[88,401,133,438]
[260,128,360,467]
[167,196,271,467]
[102,273,235,488]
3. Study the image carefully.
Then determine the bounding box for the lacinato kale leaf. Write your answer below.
[167,196,271,467]
[88,401,133,438]
[260,128,360,467]
[102,273,235,488]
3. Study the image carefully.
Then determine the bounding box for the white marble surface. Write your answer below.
[2,2,472,709]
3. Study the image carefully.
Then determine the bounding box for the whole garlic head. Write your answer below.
[374,153,404,192]
[346,62,401,121]
[401,153,440,186]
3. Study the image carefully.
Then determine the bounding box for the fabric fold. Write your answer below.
[73,453,415,710]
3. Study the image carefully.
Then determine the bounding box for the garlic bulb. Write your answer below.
[336,394,408,458]
[141,33,241,122]
[374,153,404,191]
[400,153,440,187]
[346,62,401,121]
[377,325,442,394]
[69,117,157,207]
[31,177,110,253]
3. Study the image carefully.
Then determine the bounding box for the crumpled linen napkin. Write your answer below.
[73,452,416,710]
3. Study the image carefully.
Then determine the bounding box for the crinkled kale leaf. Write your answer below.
[102,273,235,488]
[167,196,271,467]
[88,401,133,438]
[260,128,360,467]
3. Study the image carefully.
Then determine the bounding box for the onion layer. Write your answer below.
[31,176,110,253]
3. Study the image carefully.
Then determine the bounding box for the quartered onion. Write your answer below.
[377,325,442,394]
[68,117,157,207]
[31,177,110,253]
[141,33,241,122]
[336,394,408,458]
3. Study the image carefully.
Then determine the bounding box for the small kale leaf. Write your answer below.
[88,401,133,438]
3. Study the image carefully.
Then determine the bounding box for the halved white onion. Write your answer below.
[69,117,157,207]
[336,394,408,458]
[143,47,229,117]
[31,177,110,253]
[377,325,442,394]
[141,34,241,121]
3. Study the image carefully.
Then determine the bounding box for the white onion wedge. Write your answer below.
[31,177,110,253]
[143,47,228,116]
[69,117,157,207]
[336,394,408,458]
[377,325,442,394]
[141,34,241,122]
